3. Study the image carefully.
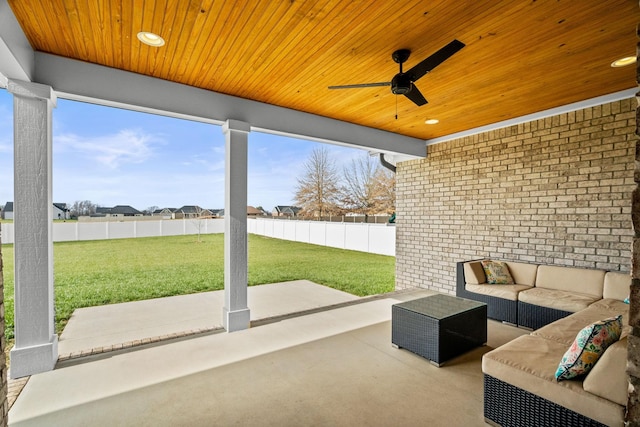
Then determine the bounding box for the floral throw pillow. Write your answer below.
[555,315,622,381]
[480,260,514,284]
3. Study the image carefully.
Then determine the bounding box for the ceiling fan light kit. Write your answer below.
[329,39,465,108]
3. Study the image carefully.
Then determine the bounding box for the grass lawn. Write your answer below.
[0,234,394,338]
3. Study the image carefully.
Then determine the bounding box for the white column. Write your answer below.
[222,119,250,332]
[8,80,58,378]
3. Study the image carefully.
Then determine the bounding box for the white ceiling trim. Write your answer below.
[33,53,426,158]
[425,88,637,146]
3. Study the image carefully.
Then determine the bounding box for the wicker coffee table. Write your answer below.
[392,294,487,366]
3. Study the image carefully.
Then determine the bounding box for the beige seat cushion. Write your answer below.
[603,272,631,301]
[583,338,629,406]
[482,335,624,427]
[535,265,605,298]
[465,283,532,301]
[532,304,630,346]
[518,287,599,313]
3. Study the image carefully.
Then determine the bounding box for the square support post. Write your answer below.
[8,80,58,378]
[222,119,251,332]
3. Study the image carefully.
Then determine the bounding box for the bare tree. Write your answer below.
[70,200,97,218]
[144,206,159,215]
[341,154,380,221]
[190,206,208,243]
[294,147,342,218]
[372,167,396,214]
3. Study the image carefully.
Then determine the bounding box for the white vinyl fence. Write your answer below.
[0,219,224,244]
[0,218,396,256]
[248,218,395,256]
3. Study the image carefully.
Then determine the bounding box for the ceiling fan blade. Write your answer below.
[328,82,391,89]
[404,85,428,106]
[405,39,465,82]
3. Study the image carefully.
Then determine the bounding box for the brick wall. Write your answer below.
[396,98,635,293]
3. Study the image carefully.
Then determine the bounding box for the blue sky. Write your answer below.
[0,88,367,212]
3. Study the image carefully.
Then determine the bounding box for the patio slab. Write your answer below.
[9,289,527,426]
[58,280,361,356]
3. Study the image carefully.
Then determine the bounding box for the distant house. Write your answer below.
[152,208,176,219]
[94,205,143,217]
[272,205,301,217]
[2,201,71,220]
[247,206,265,217]
[1,202,13,220]
[207,207,265,218]
[174,205,212,219]
[53,203,71,220]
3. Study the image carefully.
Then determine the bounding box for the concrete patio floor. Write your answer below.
[9,282,527,426]
[57,280,362,358]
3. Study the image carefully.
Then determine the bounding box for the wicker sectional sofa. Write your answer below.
[456,259,629,329]
[456,259,630,426]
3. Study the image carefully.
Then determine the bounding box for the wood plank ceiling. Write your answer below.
[7,0,638,140]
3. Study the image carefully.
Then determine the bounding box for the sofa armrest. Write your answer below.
[456,261,466,297]
[456,259,486,296]
[457,259,518,324]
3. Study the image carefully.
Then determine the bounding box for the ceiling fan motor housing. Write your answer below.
[391,73,412,95]
[328,40,465,107]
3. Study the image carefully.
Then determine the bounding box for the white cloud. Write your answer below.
[55,129,165,169]
[188,155,225,172]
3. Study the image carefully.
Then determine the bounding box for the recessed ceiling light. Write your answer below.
[425,119,439,125]
[137,31,165,47]
[611,56,636,67]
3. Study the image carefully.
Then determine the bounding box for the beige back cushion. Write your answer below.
[464,260,537,286]
[603,272,630,301]
[535,265,605,298]
[463,261,486,284]
[504,262,538,286]
[583,337,629,406]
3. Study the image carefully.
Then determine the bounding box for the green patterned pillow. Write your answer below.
[480,260,514,284]
[555,315,622,381]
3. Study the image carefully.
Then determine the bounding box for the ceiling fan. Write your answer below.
[328,39,465,107]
